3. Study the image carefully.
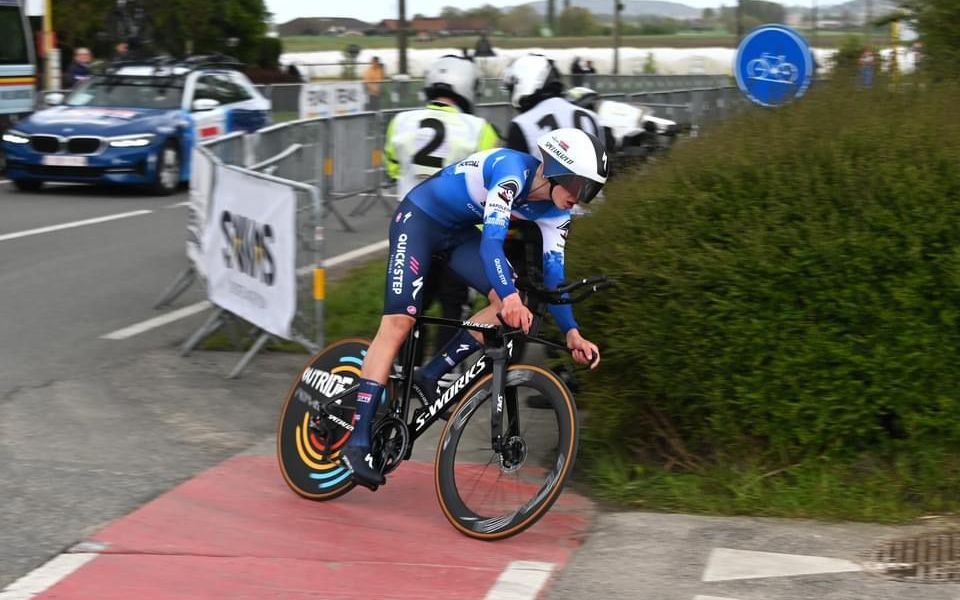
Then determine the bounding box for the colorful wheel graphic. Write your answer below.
[277,338,369,501]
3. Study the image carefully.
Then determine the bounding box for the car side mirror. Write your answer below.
[192,98,220,112]
[44,92,64,107]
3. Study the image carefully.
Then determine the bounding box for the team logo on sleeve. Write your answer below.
[497,179,520,203]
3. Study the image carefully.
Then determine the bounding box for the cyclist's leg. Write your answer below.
[344,200,440,487]
[417,236,503,387]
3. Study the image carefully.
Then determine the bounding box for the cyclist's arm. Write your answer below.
[536,215,579,334]
[384,116,401,180]
[480,186,517,301]
[480,156,532,300]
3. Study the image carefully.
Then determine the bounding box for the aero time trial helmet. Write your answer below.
[536,128,609,204]
[423,55,480,113]
[501,54,564,111]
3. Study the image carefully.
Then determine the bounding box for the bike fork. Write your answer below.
[487,345,509,453]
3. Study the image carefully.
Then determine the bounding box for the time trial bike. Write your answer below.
[276,275,611,540]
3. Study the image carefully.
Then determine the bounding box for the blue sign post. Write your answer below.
[734,24,815,107]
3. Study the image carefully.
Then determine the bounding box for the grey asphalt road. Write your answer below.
[0,181,391,589]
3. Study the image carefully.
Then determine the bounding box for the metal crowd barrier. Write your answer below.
[159,79,744,377]
[257,74,734,115]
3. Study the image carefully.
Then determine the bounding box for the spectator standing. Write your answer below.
[286,63,304,82]
[858,48,876,88]
[113,41,129,61]
[363,56,385,110]
[570,56,586,86]
[65,47,92,88]
[583,60,597,85]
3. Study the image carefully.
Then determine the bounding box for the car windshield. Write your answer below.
[65,75,184,110]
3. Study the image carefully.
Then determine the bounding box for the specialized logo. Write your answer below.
[391,233,408,295]
[415,356,488,430]
[463,320,496,329]
[219,210,277,285]
[411,276,424,300]
[300,368,354,398]
[543,140,575,165]
[497,179,520,203]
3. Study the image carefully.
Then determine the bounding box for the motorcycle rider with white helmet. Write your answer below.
[501,53,606,156]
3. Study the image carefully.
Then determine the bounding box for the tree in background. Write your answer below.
[720,0,785,35]
[464,4,503,26]
[556,7,598,36]
[53,0,272,67]
[643,51,657,74]
[499,6,542,37]
[898,0,960,80]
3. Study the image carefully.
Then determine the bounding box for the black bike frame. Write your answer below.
[312,276,610,455]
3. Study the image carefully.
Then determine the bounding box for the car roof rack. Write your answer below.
[103,53,244,77]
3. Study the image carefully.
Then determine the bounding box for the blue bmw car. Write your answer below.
[3,58,270,194]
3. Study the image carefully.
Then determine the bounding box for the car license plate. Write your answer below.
[41,155,88,167]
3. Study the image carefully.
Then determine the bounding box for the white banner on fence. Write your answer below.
[187,147,215,278]
[299,81,366,119]
[202,165,297,339]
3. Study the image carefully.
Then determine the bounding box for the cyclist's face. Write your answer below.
[550,180,579,210]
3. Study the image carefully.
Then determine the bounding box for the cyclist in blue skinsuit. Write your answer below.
[342,128,609,488]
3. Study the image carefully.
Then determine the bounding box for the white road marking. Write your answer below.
[164,201,190,208]
[100,301,213,340]
[694,596,742,600]
[0,209,153,242]
[295,239,390,276]
[103,240,389,340]
[483,561,555,600]
[702,548,862,582]
[0,552,98,600]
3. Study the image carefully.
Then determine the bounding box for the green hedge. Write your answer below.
[567,77,960,519]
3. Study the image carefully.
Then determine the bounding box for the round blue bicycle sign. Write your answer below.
[734,24,814,107]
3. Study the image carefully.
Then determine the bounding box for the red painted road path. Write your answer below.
[36,456,594,599]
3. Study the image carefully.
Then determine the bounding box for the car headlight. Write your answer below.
[2,130,30,144]
[109,134,156,148]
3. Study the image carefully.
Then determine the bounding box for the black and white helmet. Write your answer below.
[566,86,601,111]
[501,53,564,112]
[423,55,480,113]
[536,128,609,204]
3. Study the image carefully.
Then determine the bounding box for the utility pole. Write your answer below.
[812,0,818,47]
[736,0,744,43]
[42,0,59,91]
[398,0,408,74]
[613,0,622,74]
[547,0,555,34]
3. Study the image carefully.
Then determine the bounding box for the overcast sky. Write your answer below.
[262,0,758,25]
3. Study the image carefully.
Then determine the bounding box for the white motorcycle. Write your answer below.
[567,86,680,162]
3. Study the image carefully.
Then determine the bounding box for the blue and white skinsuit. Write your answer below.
[383,147,578,334]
